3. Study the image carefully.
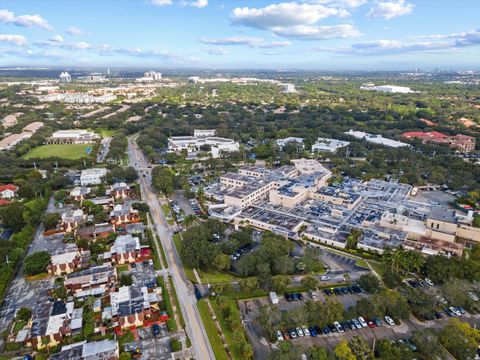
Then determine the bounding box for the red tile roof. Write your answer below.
[0,184,18,192]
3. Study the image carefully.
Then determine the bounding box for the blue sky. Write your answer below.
[0,0,479,70]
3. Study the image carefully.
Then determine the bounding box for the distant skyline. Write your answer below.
[0,0,479,70]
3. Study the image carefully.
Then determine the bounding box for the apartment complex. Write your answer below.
[402,131,476,153]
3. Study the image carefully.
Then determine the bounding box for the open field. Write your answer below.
[23,144,92,160]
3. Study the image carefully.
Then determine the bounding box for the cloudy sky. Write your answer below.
[0,0,479,70]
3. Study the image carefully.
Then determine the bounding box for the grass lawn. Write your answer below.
[23,144,91,160]
[197,300,229,360]
[116,264,129,273]
[198,269,241,284]
[13,320,27,333]
[356,258,369,269]
[26,272,50,281]
[210,299,245,360]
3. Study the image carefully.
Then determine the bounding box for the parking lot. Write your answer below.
[126,324,172,360]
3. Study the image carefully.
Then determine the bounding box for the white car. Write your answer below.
[384,316,396,326]
[358,317,368,328]
[425,278,434,286]
[334,321,344,333]
[352,318,361,329]
[296,327,304,337]
[302,326,310,336]
[276,330,284,341]
[450,307,461,316]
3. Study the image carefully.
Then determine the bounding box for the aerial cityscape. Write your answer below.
[0,1,480,360]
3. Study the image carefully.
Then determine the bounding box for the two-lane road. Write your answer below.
[127,135,214,360]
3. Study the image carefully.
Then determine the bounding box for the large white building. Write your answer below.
[345,129,409,148]
[168,129,239,158]
[276,137,304,149]
[282,83,297,93]
[48,130,100,144]
[312,137,350,153]
[80,168,107,186]
[360,84,413,93]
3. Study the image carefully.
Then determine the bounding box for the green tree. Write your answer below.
[358,274,380,294]
[16,307,32,322]
[152,167,175,195]
[334,340,356,360]
[241,341,254,359]
[214,253,230,271]
[301,275,319,290]
[24,251,51,276]
[349,336,373,359]
[43,212,60,230]
[120,274,133,286]
[438,319,480,359]
[0,202,26,231]
[239,277,259,292]
[308,346,330,360]
[271,275,290,292]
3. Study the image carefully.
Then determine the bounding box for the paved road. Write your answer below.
[127,135,215,360]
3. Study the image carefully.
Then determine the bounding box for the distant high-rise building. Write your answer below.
[135,71,162,82]
[282,83,296,93]
[59,71,71,82]
[107,68,110,75]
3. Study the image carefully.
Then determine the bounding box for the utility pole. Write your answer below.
[372,338,375,353]
[33,161,37,171]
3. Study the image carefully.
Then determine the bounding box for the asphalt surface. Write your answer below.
[127,135,215,360]
[0,197,55,342]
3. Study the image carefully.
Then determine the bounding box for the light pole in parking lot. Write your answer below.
[372,338,375,353]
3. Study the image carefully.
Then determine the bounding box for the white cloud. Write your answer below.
[366,0,413,19]
[307,0,368,8]
[200,36,291,48]
[273,24,361,40]
[49,34,64,43]
[232,3,339,29]
[189,0,208,8]
[66,26,86,36]
[231,2,360,41]
[0,9,52,30]
[0,34,27,46]
[150,0,173,6]
[204,47,227,55]
[324,29,480,55]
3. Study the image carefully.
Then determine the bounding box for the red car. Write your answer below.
[367,320,376,328]
[282,329,291,340]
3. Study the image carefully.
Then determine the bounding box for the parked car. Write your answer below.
[444,307,455,317]
[282,329,290,340]
[297,293,304,301]
[352,318,362,329]
[358,317,368,328]
[152,323,160,336]
[290,329,297,339]
[285,293,292,302]
[296,327,304,337]
[425,278,434,286]
[367,320,376,328]
[384,316,396,326]
[322,326,330,335]
[276,330,284,342]
[302,326,310,336]
[334,321,344,333]
[308,290,317,299]
[309,326,318,337]
[450,307,461,316]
